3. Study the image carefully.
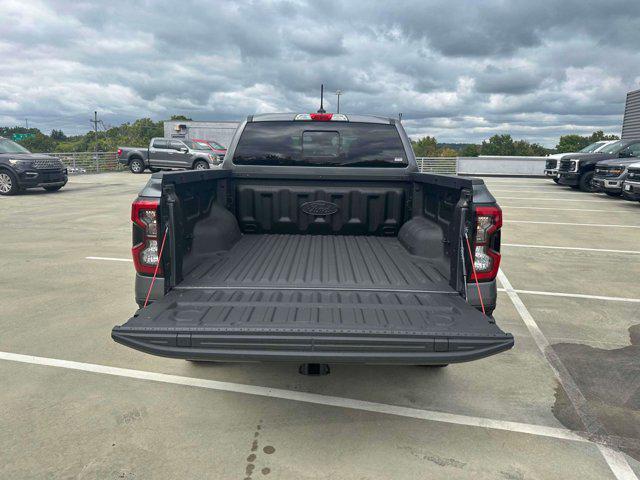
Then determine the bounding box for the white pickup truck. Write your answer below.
[544,140,617,182]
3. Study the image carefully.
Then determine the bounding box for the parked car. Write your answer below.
[592,156,640,196]
[193,138,227,161]
[544,140,616,182]
[111,112,514,368]
[0,137,68,196]
[117,138,222,173]
[557,139,640,191]
[622,161,640,203]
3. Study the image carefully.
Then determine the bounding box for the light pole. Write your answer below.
[335,90,342,113]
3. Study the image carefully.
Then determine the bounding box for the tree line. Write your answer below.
[1,116,619,156]
[412,130,619,157]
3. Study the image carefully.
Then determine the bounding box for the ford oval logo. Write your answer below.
[300,200,339,216]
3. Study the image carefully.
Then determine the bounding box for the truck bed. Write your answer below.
[113,234,514,364]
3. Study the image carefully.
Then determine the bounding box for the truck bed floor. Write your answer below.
[179,234,451,292]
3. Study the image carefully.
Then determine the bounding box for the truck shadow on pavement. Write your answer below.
[552,324,640,460]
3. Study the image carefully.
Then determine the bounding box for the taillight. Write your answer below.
[471,205,502,281]
[131,199,161,275]
[117,148,122,157]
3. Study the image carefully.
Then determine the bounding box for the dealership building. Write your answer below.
[622,88,640,139]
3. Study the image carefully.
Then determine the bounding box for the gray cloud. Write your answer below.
[0,0,639,146]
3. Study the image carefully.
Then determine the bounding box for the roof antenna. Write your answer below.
[317,84,326,113]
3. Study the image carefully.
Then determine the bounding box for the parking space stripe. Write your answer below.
[495,196,613,202]
[502,206,634,213]
[498,270,638,479]
[0,350,589,444]
[497,288,640,303]
[508,220,640,228]
[86,256,132,262]
[502,243,640,255]
[491,189,591,193]
[497,270,638,480]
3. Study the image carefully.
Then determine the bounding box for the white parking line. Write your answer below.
[0,350,588,444]
[502,206,634,213]
[508,220,640,229]
[497,288,640,303]
[491,189,587,193]
[495,196,612,202]
[497,270,638,480]
[502,243,640,255]
[86,256,132,262]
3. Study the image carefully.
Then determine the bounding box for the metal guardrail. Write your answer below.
[41,151,121,174]
[416,157,458,174]
[416,156,547,176]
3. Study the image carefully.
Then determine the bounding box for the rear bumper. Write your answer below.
[622,180,640,201]
[111,327,514,365]
[557,172,579,186]
[544,169,558,177]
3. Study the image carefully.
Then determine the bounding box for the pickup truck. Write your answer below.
[117,138,222,174]
[558,139,640,192]
[622,162,640,202]
[544,140,616,182]
[592,155,640,196]
[111,113,514,368]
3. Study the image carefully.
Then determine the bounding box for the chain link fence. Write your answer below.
[42,151,122,174]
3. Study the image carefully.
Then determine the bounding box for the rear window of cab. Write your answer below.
[233,121,408,168]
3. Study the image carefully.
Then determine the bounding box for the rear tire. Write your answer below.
[552,177,559,184]
[0,170,19,196]
[605,191,621,197]
[578,171,596,192]
[43,185,63,192]
[129,158,145,174]
[193,160,209,170]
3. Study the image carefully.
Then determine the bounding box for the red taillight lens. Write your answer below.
[132,199,161,275]
[117,148,122,157]
[471,205,502,281]
[310,113,333,121]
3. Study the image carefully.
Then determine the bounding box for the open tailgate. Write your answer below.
[112,286,513,364]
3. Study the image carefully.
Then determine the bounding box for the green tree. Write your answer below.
[50,129,66,140]
[437,147,458,157]
[589,130,619,142]
[412,136,439,157]
[19,132,58,152]
[460,144,480,157]
[480,134,515,156]
[556,134,590,153]
[556,131,619,153]
[170,115,193,121]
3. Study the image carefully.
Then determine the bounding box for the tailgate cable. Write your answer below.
[463,230,486,315]
[143,225,169,308]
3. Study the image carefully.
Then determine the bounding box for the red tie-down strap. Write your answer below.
[143,225,169,308]
[464,232,486,315]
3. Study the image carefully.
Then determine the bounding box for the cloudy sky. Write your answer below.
[1,0,639,146]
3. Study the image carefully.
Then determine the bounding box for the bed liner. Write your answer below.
[112,234,514,363]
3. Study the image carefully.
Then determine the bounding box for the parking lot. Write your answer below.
[1,172,640,479]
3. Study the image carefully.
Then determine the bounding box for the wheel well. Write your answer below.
[192,158,208,168]
[0,165,17,176]
[129,155,143,165]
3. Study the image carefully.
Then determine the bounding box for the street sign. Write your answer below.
[12,133,35,141]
